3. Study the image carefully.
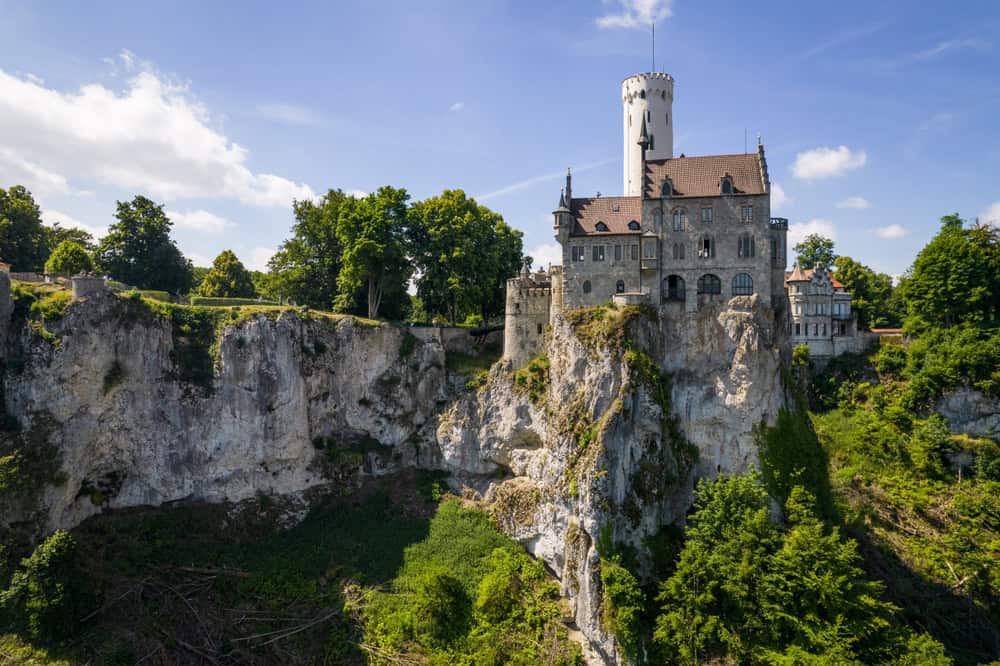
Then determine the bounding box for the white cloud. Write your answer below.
[0,56,314,208]
[247,247,275,272]
[43,209,107,239]
[23,73,44,85]
[186,251,213,268]
[597,0,673,29]
[978,201,1000,225]
[166,209,233,233]
[906,37,991,63]
[256,103,323,127]
[875,224,907,239]
[770,183,789,210]
[448,102,465,113]
[347,189,368,199]
[528,243,562,268]
[836,196,871,209]
[788,218,837,249]
[791,146,867,180]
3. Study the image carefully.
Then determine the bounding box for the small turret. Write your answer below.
[553,172,573,244]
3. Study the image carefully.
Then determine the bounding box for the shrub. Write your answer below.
[599,556,645,660]
[44,240,92,275]
[0,531,92,643]
[29,290,72,320]
[513,353,549,404]
[188,296,277,307]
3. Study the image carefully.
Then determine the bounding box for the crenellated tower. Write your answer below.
[623,72,674,196]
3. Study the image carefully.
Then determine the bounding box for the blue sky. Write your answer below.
[0,0,998,277]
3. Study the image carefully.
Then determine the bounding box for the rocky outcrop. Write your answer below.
[437,296,788,663]
[1,292,450,535]
[2,291,788,664]
[937,388,999,440]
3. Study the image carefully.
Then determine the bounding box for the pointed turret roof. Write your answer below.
[637,117,649,147]
[553,188,571,214]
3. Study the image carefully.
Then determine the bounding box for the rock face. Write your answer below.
[1,292,450,535]
[937,388,1000,440]
[437,296,788,663]
[1,291,788,664]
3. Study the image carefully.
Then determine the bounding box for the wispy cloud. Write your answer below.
[248,247,276,272]
[475,160,612,202]
[771,183,789,211]
[43,209,107,239]
[792,146,867,180]
[979,201,1000,226]
[884,37,991,68]
[798,21,890,60]
[448,102,465,113]
[256,103,324,127]
[836,196,871,209]
[527,242,563,268]
[875,224,907,239]
[597,0,673,30]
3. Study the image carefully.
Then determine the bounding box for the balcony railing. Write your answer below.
[770,217,788,229]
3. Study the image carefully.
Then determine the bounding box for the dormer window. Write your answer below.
[595,221,609,232]
[721,176,733,195]
[661,178,673,197]
[628,220,641,231]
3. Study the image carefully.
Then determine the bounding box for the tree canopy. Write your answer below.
[408,190,522,324]
[197,250,256,298]
[0,185,49,271]
[833,255,900,329]
[898,214,999,327]
[267,190,349,309]
[334,186,412,320]
[94,196,193,294]
[44,240,93,276]
[793,234,837,270]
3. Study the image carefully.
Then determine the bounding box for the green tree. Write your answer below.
[833,255,900,328]
[409,190,523,324]
[654,475,927,665]
[44,240,93,275]
[898,214,999,326]
[411,568,471,646]
[334,186,411,319]
[94,196,193,294]
[0,185,49,271]
[197,250,257,298]
[793,234,837,270]
[45,223,94,253]
[0,530,92,643]
[267,190,349,308]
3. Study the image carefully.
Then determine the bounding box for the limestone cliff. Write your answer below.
[437,296,788,663]
[1,290,788,664]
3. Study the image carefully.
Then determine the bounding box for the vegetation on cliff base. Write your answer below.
[564,303,657,351]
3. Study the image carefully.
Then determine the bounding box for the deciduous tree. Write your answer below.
[44,240,93,275]
[197,250,256,298]
[793,234,837,270]
[94,196,193,294]
[0,185,49,271]
[832,255,899,328]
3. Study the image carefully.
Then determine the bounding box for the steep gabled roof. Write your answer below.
[645,153,766,198]
[569,196,643,236]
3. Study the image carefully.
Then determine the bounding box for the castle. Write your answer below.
[504,72,789,366]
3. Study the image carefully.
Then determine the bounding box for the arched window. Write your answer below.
[616,280,625,294]
[661,179,673,197]
[697,274,721,295]
[628,220,641,231]
[737,234,755,258]
[582,280,592,294]
[663,275,685,301]
[732,273,754,296]
[672,208,686,231]
[672,243,685,260]
[665,110,669,122]
[721,176,733,195]
[595,221,609,232]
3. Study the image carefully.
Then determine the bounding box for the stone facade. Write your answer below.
[502,263,553,366]
[503,69,790,366]
[786,265,868,359]
[71,275,108,301]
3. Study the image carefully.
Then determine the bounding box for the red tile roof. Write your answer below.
[570,196,643,236]
[645,153,766,198]
[784,267,846,290]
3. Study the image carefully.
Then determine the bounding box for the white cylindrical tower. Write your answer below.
[622,72,674,196]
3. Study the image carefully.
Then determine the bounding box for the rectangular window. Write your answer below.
[795,323,800,336]
[643,240,656,259]
[701,207,712,223]
[614,244,622,261]
[572,246,585,262]
[631,244,639,260]
[592,245,605,261]
[822,324,827,336]
[741,205,753,223]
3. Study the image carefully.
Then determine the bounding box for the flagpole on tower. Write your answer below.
[651,22,655,72]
